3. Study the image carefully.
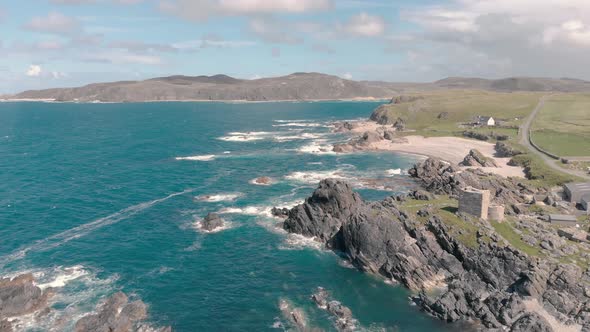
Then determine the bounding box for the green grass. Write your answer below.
[376,90,541,136]
[509,151,581,186]
[399,196,481,248]
[532,94,590,157]
[491,220,542,257]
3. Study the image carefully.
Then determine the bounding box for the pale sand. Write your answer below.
[523,298,581,332]
[345,121,525,178]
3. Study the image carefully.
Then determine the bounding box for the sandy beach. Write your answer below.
[341,121,525,178]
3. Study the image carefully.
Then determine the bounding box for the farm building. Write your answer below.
[564,182,590,203]
[474,116,495,127]
[549,214,578,226]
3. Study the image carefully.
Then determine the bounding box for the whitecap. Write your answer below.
[284,170,348,185]
[273,123,327,128]
[193,220,234,234]
[195,193,242,202]
[279,233,324,251]
[218,131,283,142]
[384,168,402,176]
[175,155,216,161]
[35,265,88,289]
[296,140,337,155]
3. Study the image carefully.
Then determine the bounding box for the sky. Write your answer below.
[1,0,590,93]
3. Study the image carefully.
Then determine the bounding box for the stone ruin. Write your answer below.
[459,187,491,220]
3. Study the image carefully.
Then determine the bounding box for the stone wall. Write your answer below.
[459,187,490,220]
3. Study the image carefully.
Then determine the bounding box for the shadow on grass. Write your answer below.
[441,206,458,214]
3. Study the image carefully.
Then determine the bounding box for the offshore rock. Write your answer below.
[74,292,151,332]
[284,178,590,331]
[311,287,356,332]
[202,212,224,231]
[0,274,51,320]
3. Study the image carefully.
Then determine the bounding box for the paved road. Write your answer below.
[519,95,590,180]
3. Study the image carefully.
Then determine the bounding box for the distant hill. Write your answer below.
[435,77,590,92]
[8,73,590,102]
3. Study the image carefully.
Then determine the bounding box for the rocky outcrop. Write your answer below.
[331,127,407,153]
[462,131,490,141]
[201,213,224,231]
[0,274,51,321]
[311,288,356,332]
[283,178,588,331]
[278,299,308,331]
[408,158,532,214]
[390,95,425,104]
[251,176,273,185]
[461,149,499,167]
[74,292,171,332]
[495,142,523,158]
[283,179,362,249]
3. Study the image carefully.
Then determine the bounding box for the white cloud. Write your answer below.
[342,72,353,79]
[24,12,80,35]
[51,71,68,79]
[26,65,42,77]
[385,0,590,80]
[341,12,385,37]
[161,0,332,20]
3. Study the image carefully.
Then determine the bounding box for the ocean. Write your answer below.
[0,101,454,331]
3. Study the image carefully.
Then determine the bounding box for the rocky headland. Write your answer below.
[280,158,590,331]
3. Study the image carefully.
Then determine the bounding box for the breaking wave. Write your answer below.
[195,193,242,202]
[175,155,216,161]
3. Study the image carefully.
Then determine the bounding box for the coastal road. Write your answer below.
[519,95,590,180]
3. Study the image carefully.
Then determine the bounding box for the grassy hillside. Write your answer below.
[371,90,541,136]
[370,90,582,186]
[532,94,590,157]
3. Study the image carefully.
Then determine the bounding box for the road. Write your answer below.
[519,95,590,180]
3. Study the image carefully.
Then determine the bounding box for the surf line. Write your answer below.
[0,189,194,267]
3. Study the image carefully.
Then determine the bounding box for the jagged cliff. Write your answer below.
[282,162,590,331]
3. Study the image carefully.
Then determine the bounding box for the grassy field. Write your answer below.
[376,89,541,136]
[532,94,590,157]
[373,90,584,186]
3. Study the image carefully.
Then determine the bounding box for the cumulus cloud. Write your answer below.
[160,0,332,21]
[26,65,42,77]
[384,0,590,80]
[24,12,80,35]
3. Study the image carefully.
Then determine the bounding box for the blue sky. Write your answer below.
[1,0,590,93]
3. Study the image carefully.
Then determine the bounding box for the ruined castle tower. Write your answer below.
[459,187,491,220]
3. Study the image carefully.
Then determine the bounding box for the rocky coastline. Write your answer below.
[280,158,590,331]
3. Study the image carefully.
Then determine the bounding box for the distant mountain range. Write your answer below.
[7,73,590,102]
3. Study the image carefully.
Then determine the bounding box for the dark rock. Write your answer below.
[437,112,449,120]
[495,142,523,157]
[311,288,355,331]
[509,313,553,332]
[74,292,158,332]
[0,274,50,319]
[252,176,273,185]
[0,320,12,332]
[332,121,359,133]
[283,179,362,249]
[393,118,406,131]
[360,131,382,145]
[332,143,355,153]
[409,190,435,201]
[201,212,224,231]
[271,207,290,218]
[461,149,499,167]
[283,178,589,330]
[463,131,490,141]
[382,129,397,141]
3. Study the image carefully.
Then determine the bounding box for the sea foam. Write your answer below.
[195,193,242,202]
[175,155,216,161]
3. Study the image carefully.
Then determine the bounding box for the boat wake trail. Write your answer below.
[0,189,193,267]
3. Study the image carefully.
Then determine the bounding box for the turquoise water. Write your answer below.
[0,101,453,331]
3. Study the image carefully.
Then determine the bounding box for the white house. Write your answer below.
[476,116,495,127]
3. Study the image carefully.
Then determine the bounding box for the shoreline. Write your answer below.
[336,121,526,178]
[0,97,391,104]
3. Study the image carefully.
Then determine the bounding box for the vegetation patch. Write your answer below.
[491,220,542,257]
